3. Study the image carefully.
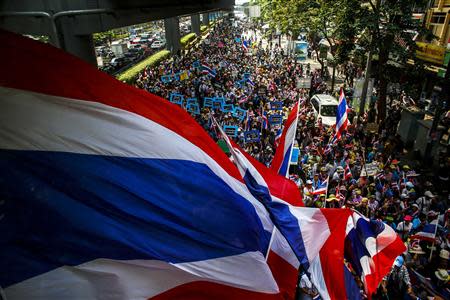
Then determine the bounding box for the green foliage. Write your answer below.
[93,30,129,46]
[180,33,197,48]
[116,50,170,83]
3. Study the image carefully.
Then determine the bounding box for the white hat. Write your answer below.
[424,191,435,198]
[435,269,449,282]
[406,182,414,188]
[306,180,313,185]
[439,249,449,260]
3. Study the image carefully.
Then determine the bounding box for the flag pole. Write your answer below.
[428,215,439,262]
[265,227,277,261]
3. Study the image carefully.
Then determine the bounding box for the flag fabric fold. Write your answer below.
[271,101,300,177]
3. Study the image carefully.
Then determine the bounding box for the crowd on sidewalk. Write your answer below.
[133,18,449,300]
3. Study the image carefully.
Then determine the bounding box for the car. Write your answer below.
[310,94,340,127]
[151,40,166,49]
[109,57,130,68]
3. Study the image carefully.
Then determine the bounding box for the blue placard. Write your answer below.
[234,81,242,88]
[269,114,283,124]
[233,107,247,121]
[222,104,234,112]
[161,75,173,83]
[186,97,198,106]
[290,147,300,165]
[223,125,238,137]
[192,60,201,68]
[169,93,184,105]
[270,101,283,111]
[174,72,181,81]
[186,103,200,115]
[203,97,214,107]
[235,37,241,43]
[244,130,260,143]
[243,72,251,80]
[213,98,224,110]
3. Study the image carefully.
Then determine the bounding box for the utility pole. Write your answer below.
[359,0,381,117]
[424,53,450,163]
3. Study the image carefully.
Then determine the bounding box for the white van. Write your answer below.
[310,94,338,127]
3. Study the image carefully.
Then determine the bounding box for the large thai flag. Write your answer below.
[335,89,349,140]
[0,29,281,300]
[271,101,300,177]
[201,63,216,77]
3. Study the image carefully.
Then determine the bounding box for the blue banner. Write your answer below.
[222,104,234,113]
[169,93,184,105]
[269,114,283,125]
[186,98,198,106]
[243,72,251,80]
[290,147,300,165]
[233,107,247,121]
[161,75,173,83]
[192,61,201,68]
[235,37,241,43]
[203,97,214,108]
[270,101,283,111]
[186,103,200,115]
[244,130,260,143]
[223,125,239,137]
[213,98,224,110]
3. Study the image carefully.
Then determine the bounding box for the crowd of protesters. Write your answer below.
[133,18,449,300]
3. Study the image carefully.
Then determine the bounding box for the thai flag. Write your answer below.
[274,129,282,148]
[344,164,352,180]
[260,108,269,130]
[335,89,349,140]
[391,181,399,191]
[201,63,216,77]
[271,101,300,177]
[242,40,249,51]
[238,94,249,104]
[375,171,385,181]
[311,178,328,195]
[343,211,406,297]
[410,220,438,242]
[0,29,281,299]
[247,78,255,86]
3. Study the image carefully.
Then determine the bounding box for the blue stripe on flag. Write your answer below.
[278,144,292,176]
[0,150,271,287]
[242,170,310,270]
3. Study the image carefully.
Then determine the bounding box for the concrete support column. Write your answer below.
[164,17,181,54]
[59,22,97,66]
[191,14,201,36]
[202,13,209,26]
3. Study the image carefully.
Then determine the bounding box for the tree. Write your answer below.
[358,0,429,122]
[259,0,361,90]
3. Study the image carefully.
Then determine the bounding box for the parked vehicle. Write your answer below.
[151,39,166,49]
[310,94,339,127]
[111,42,128,58]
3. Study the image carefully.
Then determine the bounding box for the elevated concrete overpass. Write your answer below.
[0,0,234,65]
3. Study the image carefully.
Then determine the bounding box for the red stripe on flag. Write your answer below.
[151,280,283,300]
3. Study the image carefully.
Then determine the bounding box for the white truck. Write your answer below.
[111,41,128,58]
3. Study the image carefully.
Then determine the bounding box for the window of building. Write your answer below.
[430,13,447,24]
